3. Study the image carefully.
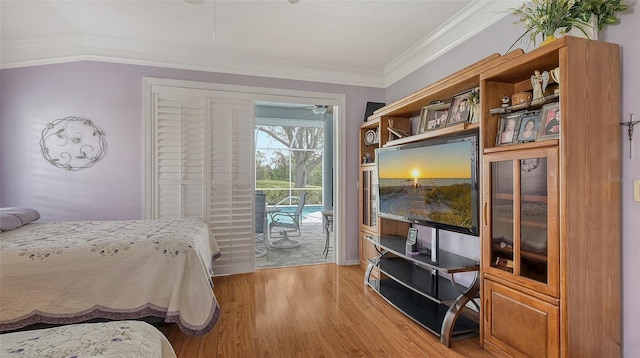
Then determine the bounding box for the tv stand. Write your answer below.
[364,233,480,347]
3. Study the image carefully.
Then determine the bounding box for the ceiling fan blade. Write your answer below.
[310,105,333,115]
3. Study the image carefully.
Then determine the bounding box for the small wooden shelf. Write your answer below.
[484,139,558,154]
[492,216,548,228]
[489,94,559,115]
[491,243,548,262]
[493,193,548,203]
[384,122,479,147]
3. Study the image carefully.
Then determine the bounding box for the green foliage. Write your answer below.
[511,0,590,40]
[307,163,323,186]
[256,124,325,206]
[256,125,323,188]
[572,0,628,30]
[509,0,629,50]
[256,180,322,205]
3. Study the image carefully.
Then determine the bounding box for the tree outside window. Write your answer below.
[256,124,323,206]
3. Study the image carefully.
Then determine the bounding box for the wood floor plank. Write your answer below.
[166,264,494,357]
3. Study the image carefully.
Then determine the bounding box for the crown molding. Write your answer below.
[0,33,386,88]
[1,1,521,89]
[383,0,518,87]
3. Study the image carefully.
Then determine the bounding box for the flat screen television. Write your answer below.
[376,132,479,236]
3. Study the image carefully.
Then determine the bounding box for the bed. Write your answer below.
[0,320,176,357]
[0,209,221,336]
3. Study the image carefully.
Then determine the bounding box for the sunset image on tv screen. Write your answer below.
[378,140,473,230]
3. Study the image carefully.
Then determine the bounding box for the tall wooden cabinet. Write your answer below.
[358,36,620,356]
[479,36,621,357]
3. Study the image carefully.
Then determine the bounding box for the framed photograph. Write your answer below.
[419,102,450,133]
[516,110,541,143]
[496,113,521,146]
[407,228,418,245]
[446,90,473,126]
[406,227,419,254]
[539,102,560,140]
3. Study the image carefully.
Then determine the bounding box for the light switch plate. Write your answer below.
[635,180,640,202]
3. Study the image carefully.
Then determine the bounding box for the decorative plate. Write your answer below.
[364,129,377,145]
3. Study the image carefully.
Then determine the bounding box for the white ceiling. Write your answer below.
[0,0,519,87]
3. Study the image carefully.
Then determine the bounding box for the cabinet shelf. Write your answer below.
[366,278,479,339]
[492,216,548,228]
[484,139,558,154]
[384,122,479,147]
[489,94,559,115]
[493,192,548,203]
[491,243,548,262]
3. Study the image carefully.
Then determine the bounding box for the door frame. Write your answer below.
[143,77,347,268]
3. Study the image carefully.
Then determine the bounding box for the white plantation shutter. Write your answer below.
[154,93,206,219]
[207,97,254,274]
[147,83,255,275]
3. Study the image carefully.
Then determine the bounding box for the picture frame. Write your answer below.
[538,102,560,140]
[419,102,450,133]
[446,89,473,126]
[406,227,419,254]
[496,113,521,146]
[516,110,541,143]
[407,227,418,245]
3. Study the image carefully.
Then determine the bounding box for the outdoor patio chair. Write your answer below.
[268,191,307,248]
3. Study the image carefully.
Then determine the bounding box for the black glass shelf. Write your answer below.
[369,257,467,303]
[367,278,479,338]
[366,235,479,273]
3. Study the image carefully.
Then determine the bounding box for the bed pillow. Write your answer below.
[0,207,41,231]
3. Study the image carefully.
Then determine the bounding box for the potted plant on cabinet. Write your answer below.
[508,0,628,49]
[568,0,629,39]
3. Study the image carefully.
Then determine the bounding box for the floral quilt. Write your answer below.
[0,320,176,357]
[0,218,221,335]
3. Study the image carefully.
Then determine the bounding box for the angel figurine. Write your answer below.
[531,70,549,105]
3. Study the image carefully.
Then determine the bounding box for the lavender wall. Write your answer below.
[1,10,637,355]
[0,61,384,262]
[387,12,639,357]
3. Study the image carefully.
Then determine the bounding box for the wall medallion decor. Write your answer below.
[40,116,106,171]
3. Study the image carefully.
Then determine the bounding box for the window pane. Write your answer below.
[255,123,324,207]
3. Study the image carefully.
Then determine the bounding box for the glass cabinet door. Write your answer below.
[360,165,377,230]
[483,147,559,296]
[489,160,515,273]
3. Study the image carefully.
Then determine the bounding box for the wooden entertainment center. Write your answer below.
[359,36,621,356]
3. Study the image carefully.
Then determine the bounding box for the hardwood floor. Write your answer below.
[161,264,494,357]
